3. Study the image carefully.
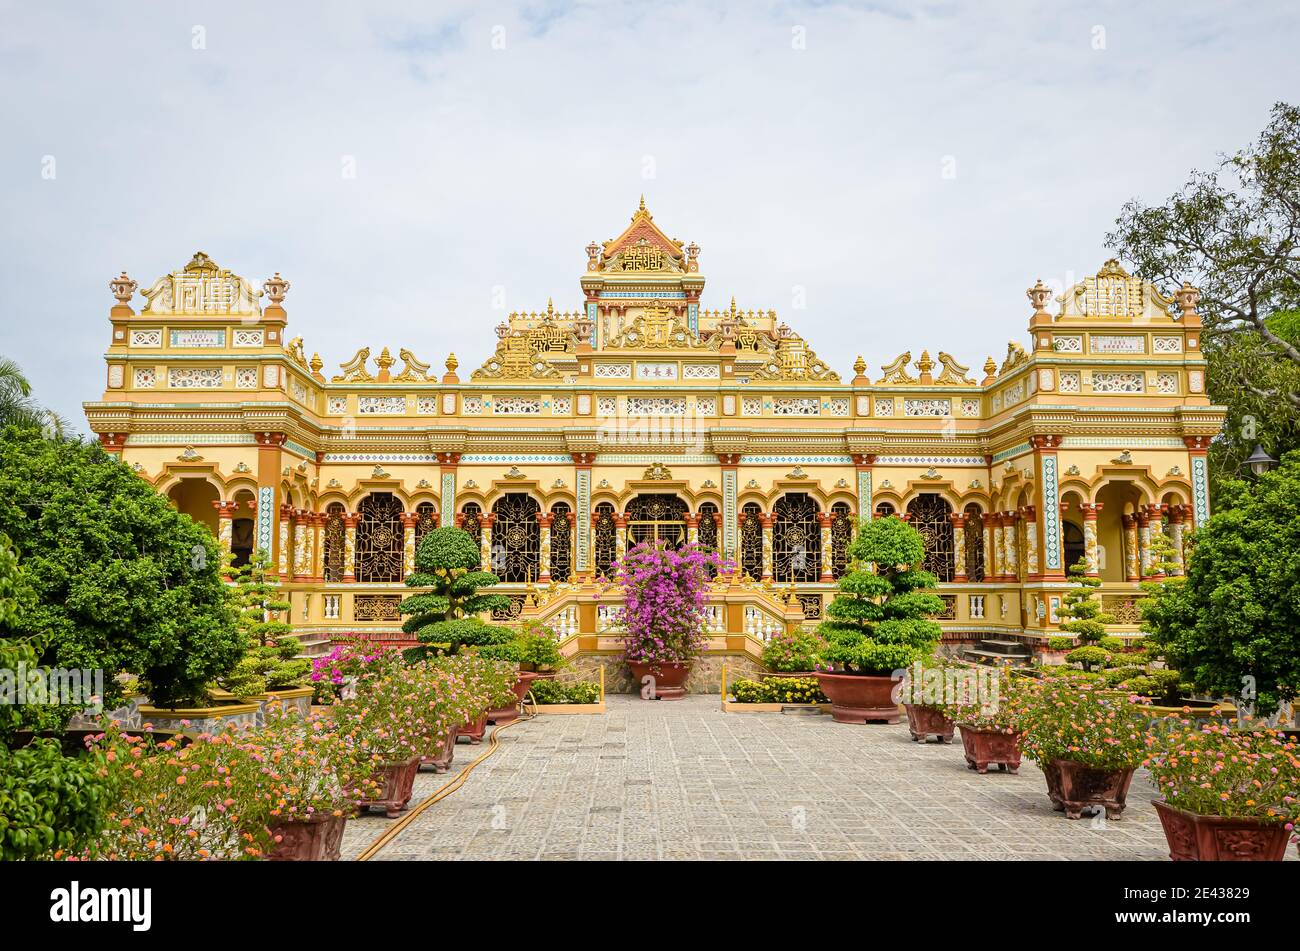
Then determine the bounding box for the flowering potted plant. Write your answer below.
[480,620,568,718]
[760,627,827,677]
[612,542,722,701]
[896,657,982,743]
[815,517,943,723]
[943,668,1036,773]
[1020,679,1146,819]
[1145,723,1300,861]
[434,652,516,743]
[309,640,400,706]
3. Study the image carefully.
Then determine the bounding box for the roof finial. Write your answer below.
[639,194,646,213]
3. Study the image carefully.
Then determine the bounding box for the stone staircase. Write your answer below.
[962,637,1033,667]
[294,636,333,660]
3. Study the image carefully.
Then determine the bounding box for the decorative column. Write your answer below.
[342,513,359,582]
[1030,435,1065,580]
[213,500,238,556]
[685,513,701,546]
[537,512,553,583]
[1136,510,1153,579]
[589,513,601,577]
[481,513,496,572]
[817,512,835,583]
[1079,503,1103,577]
[852,454,876,522]
[255,432,288,577]
[1001,512,1020,582]
[1145,504,1166,580]
[991,514,1005,581]
[292,510,311,582]
[1121,514,1140,582]
[1184,435,1212,529]
[614,512,628,562]
[1168,505,1188,576]
[401,512,418,577]
[717,453,741,563]
[572,452,594,576]
[313,512,326,582]
[981,512,997,581]
[759,513,775,581]
[951,513,968,582]
[278,503,293,579]
[1019,505,1039,578]
[437,451,461,534]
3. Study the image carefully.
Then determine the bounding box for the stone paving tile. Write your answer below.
[344,694,1296,862]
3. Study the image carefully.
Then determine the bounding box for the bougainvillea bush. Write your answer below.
[761,627,827,673]
[1144,722,1300,821]
[610,542,724,665]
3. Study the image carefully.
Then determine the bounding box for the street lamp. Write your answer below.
[1242,444,1278,477]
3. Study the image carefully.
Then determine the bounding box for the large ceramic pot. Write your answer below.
[903,704,954,743]
[486,703,518,726]
[958,725,1023,774]
[512,670,543,702]
[421,730,456,774]
[626,661,691,701]
[268,813,347,861]
[457,713,488,745]
[1042,759,1136,820]
[1152,800,1291,861]
[357,755,421,818]
[814,672,901,724]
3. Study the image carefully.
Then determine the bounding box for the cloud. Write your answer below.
[1,0,1296,430]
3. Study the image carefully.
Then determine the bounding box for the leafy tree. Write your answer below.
[1138,450,1300,714]
[818,516,944,675]
[398,527,513,659]
[0,426,242,709]
[1108,103,1300,492]
[216,549,307,697]
[0,356,66,435]
[1056,557,1115,645]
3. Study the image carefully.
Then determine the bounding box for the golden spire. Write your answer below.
[639,194,646,213]
[446,352,459,373]
[853,355,866,376]
[982,356,998,385]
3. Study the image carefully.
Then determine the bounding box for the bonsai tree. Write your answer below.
[0,426,242,710]
[1056,557,1114,646]
[818,516,944,675]
[399,526,513,659]
[218,550,308,699]
[1139,451,1300,715]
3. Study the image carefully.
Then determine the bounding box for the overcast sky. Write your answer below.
[2,1,1297,432]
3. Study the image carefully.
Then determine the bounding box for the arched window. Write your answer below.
[1063,521,1086,571]
[963,502,985,582]
[491,493,541,583]
[739,503,763,579]
[830,502,853,579]
[875,501,896,518]
[459,503,483,548]
[549,502,572,583]
[697,503,720,555]
[594,503,617,578]
[625,493,687,548]
[414,501,438,548]
[773,492,820,583]
[356,492,404,582]
[323,502,345,582]
[906,493,954,582]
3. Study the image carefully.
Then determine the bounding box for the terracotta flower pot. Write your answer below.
[268,813,347,861]
[904,704,954,743]
[487,704,518,726]
[457,713,488,745]
[626,661,691,700]
[814,672,901,724]
[512,670,543,703]
[1152,800,1291,861]
[421,730,456,773]
[1042,759,1136,820]
[958,725,1023,774]
[358,755,421,818]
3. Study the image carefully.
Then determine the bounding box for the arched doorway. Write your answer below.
[168,478,219,534]
[625,493,688,548]
[773,492,820,582]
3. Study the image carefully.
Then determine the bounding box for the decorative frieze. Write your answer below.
[1052,335,1082,353]
[416,396,438,414]
[828,397,850,417]
[326,395,348,414]
[1152,336,1182,353]
[1154,371,1178,394]
[168,367,222,388]
[625,396,686,416]
[772,397,819,417]
[494,396,542,415]
[1058,371,1080,393]
[903,398,950,417]
[597,396,618,416]
[682,364,720,379]
[873,397,894,417]
[1092,371,1144,393]
[129,329,162,347]
[594,363,631,378]
[462,396,484,414]
[233,329,264,347]
[1090,334,1145,354]
[552,397,572,415]
[358,396,407,415]
[742,397,762,416]
[169,329,226,348]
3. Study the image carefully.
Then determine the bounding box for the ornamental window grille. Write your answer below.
[875,502,896,518]
[323,503,345,582]
[739,503,763,579]
[356,492,404,583]
[491,493,541,582]
[697,502,720,577]
[906,493,954,582]
[414,502,438,548]
[491,595,526,622]
[963,503,985,582]
[830,502,853,579]
[798,595,823,619]
[625,493,687,549]
[594,503,617,579]
[550,502,572,582]
[459,503,483,548]
[354,594,401,621]
[1063,520,1086,572]
[773,493,820,583]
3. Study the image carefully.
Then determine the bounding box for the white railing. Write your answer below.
[703,604,726,633]
[596,603,624,633]
[744,605,784,642]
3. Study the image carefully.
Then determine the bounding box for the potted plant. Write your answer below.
[1021,679,1146,819]
[1145,722,1300,860]
[611,542,722,701]
[897,657,979,743]
[436,652,515,744]
[482,620,568,714]
[815,517,943,724]
[309,640,400,707]
[760,627,827,677]
[943,668,1035,773]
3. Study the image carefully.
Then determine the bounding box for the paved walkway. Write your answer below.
[345,694,1195,861]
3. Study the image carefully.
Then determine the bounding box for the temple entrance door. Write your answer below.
[624,493,688,550]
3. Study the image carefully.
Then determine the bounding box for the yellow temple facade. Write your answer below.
[85,200,1225,672]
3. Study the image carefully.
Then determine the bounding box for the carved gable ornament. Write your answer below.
[1057,259,1175,320]
[141,252,261,316]
[595,198,688,273]
[642,462,673,481]
[473,329,561,379]
[606,300,706,351]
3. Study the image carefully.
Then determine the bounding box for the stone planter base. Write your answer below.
[904,704,955,743]
[814,672,901,724]
[627,661,691,701]
[420,732,456,774]
[1153,800,1291,861]
[958,725,1023,774]
[457,713,487,745]
[1043,759,1136,819]
[358,756,421,818]
[137,701,260,736]
[268,813,347,861]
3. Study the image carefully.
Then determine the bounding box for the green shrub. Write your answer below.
[565,681,601,704]
[1047,636,1075,651]
[1098,635,1126,652]
[761,627,827,672]
[527,678,601,704]
[1065,645,1112,673]
[1102,665,1147,687]
[728,676,827,704]
[1122,669,1186,705]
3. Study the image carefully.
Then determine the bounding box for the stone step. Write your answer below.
[294,637,333,659]
[962,647,1032,667]
[974,639,1032,657]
